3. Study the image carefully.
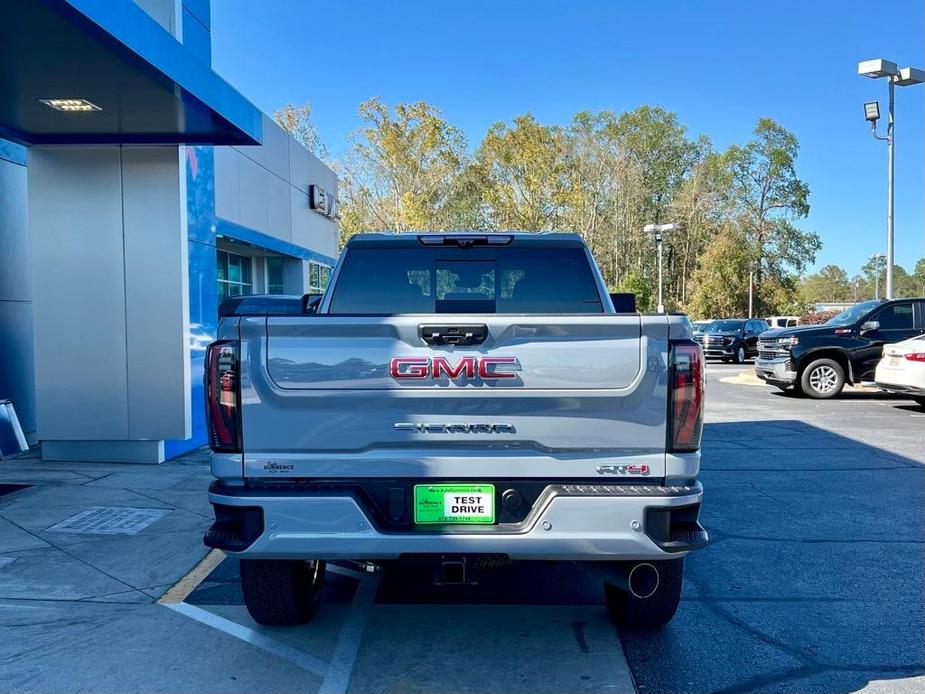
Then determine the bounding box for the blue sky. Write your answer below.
[211,0,924,276]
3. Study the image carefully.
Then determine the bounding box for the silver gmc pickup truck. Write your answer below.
[203,232,707,628]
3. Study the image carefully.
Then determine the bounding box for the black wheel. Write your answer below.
[800,358,845,399]
[734,344,747,364]
[604,558,683,628]
[240,559,326,625]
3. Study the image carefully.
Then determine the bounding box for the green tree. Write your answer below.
[477,114,567,231]
[799,264,852,303]
[558,111,646,288]
[858,254,888,299]
[338,98,467,242]
[273,102,327,158]
[615,270,653,312]
[687,227,752,319]
[724,118,820,314]
[612,106,707,221]
[668,152,731,307]
[912,258,925,296]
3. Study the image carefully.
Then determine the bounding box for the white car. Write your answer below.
[765,315,800,329]
[875,334,925,408]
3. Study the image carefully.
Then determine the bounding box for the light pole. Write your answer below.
[858,59,925,299]
[748,261,756,318]
[644,223,679,313]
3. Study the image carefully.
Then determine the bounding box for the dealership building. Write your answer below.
[0,0,339,463]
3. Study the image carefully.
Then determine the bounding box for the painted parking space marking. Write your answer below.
[158,549,226,604]
[318,572,382,694]
[162,556,385,694]
[166,601,330,677]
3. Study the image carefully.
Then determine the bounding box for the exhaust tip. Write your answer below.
[627,562,660,599]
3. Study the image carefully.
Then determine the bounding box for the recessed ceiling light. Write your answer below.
[39,98,101,112]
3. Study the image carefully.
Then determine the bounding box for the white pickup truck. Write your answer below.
[203,233,707,628]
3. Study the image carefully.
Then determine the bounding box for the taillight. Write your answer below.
[205,340,241,453]
[668,341,704,453]
[905,353,925,362]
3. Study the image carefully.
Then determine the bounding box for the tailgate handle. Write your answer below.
[419,324,487,346]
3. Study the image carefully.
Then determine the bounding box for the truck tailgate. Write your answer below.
[239,314,670,479]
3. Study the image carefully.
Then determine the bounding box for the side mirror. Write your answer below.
[609,293,636,313]
[859,320,880,334]
[301,293,323,314]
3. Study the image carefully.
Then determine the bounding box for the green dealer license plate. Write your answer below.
[414,484,495,524]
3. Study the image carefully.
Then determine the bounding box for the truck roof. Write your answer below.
[346,232,587,248]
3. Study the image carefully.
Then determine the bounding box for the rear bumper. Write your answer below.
[755,356,797,386]
[205,481,707,561]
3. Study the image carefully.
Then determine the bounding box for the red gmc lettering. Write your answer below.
[390,356,518,380]
[479,357,517,379]
[390,357,429,379]
[432,356,476,379]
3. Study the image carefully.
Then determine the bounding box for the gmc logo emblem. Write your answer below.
[390,356,518,380]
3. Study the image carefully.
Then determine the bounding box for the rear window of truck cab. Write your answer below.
[328,245,604,314]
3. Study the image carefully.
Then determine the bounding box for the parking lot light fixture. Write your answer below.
[863,101,880,123]
[895,67,925,87]
[857,57,925,300]
[858,59,899,79]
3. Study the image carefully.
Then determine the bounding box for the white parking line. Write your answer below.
[163,565,383,694]
[165,601,330,677]
[318,572,382,694]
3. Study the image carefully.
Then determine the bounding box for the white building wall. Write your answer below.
[214,114,338,259]
[28,146,190,462]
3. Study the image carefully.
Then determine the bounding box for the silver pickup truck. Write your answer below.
[204,233,707,628]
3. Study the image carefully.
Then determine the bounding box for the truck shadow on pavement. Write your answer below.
[620,420,925,694]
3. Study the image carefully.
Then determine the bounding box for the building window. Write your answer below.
[266,257,285,294]
[308,261,332,293]
[217,250,253,303]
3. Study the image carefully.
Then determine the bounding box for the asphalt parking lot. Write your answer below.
[1,361,923,694]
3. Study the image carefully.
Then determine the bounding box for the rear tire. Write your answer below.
[240,559,326,626]
[604,558,683,628]
[800,358,845,399]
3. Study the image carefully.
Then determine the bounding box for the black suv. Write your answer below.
[695,318,769,364]
[755,298,925,398]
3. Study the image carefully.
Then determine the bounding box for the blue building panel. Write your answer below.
[165,145,217,458]
[165,145,336,459]
[182,0,211,30]
[0,138,27,167]
[181,6,211,66]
